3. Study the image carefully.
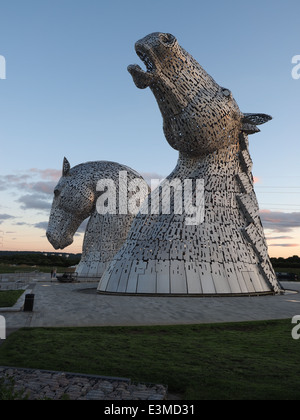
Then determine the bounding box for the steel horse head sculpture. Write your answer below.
[97,32,281,295]
[47,158,149,279]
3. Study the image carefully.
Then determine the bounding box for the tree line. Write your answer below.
[0,251,299,269]
[0,252,81,267]
[270,255,300,268]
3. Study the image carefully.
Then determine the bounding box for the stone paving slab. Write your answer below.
[0,281,299,330]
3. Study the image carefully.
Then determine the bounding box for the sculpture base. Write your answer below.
[76,276,102,283]
[97,259,282,296]
[96,290,279,297]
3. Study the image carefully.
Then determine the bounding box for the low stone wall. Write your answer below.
[0,366,167,400]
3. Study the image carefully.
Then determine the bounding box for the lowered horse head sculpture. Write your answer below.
[47,158,149,278]
[97,32,281,295]
[47,158,92,250]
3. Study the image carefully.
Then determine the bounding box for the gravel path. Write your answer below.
[0,366,167,400]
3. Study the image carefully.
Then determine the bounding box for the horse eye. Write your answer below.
[222,88,231,98]
[54,189,60,197]
[160,33,175,45]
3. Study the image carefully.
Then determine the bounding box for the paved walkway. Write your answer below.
[1,279,300,329]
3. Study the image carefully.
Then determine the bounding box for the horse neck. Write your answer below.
[73,161,115,198]
[174,143,240,176]
[170,133,254,195]
[78,161,104,188]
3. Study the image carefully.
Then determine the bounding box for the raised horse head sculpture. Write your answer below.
[97,32,281,295]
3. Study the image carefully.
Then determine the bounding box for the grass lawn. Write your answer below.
[0,319,299,400]
[274,267,300,277]
[0,264,75,274]
[0,290,25,308]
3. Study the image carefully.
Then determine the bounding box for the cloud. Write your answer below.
[29,168,61,182]
[0,213,15,221]
[33,218,88,234]
[14,221,30,226]
[17,194,52,211]
[268,244,299,247]
[266,236,294,240]
[0,214,16,224]
[0,168,60,196]
[34,221,49,230]
[0,173,33,192]
[260,210,300,233]
[29,181,57,195]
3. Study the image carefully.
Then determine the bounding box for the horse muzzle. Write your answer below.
[46,230,74,250]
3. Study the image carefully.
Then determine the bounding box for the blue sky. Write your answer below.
[0,0,299,256]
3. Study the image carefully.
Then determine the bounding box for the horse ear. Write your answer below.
[62,157,71,176]
[241,113,272,135]
[242,113,272,125]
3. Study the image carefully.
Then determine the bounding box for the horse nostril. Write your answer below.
[46,231,59,249]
